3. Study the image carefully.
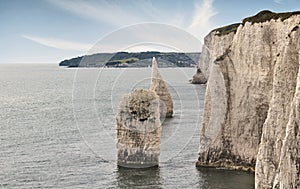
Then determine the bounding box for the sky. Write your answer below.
[0,0,299,63]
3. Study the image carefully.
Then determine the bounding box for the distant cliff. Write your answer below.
[195,10,300,189]
[59,52,200,68]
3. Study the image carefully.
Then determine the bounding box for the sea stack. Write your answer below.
[116,89,162,168]
[150,57,174,118]
[191,68,207,84]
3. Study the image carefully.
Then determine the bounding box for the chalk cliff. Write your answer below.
[273,56,300,188]
[191,24,237,84]
[195,10,300,188]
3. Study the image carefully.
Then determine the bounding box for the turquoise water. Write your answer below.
[0,64,254,188]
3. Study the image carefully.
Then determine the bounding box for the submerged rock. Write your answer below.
[116,89,162,168]
[150,57,173,118]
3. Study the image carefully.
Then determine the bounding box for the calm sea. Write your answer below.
[0,64,254,188]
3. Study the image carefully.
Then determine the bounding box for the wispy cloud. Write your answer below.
[48,0,187,28]
[47,0,149,26]
[22,35,92,52]
[29,0,217,52]
[86,23,201,53]
[188,0,218,40]
[274,0,283,4]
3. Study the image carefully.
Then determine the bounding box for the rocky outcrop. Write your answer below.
[191,24,237,84]
[116,89,161,168]
[116,57,174,168]
[195,10,300,188]
[191,68,207,84]
[150,57,173,118]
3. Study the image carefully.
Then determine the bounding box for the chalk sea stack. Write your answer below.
[191,68,207,84]
[194,10,300,188]
[116,89,162,168]
[150,57,174,118]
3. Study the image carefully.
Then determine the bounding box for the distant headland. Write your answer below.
[58,51,200,68]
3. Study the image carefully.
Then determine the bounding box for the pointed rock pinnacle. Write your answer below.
[150,57,174,118]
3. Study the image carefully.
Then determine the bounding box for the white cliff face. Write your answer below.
[150,57,174,118]
[191,30,235,84]
[272,35,300,189]
[255,18,300,188]
[196,11,300,188]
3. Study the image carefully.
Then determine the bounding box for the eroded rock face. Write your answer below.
[150,57,173,118]
[116,89,161,168]
[191,30,235,84]
[272,56,300,188]
[255,19,300,188]
[196,10,300,188]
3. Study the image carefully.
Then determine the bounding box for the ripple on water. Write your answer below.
[0,65,254,188]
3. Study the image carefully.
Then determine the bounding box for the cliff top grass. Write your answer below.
[212,10,300,36]
[242,10,300,24]
[213,23,241,36]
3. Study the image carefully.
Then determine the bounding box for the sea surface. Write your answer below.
[0,64,254,189]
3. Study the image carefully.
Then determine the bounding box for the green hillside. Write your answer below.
[59,51,200,68]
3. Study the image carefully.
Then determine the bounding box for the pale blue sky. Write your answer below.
[0,0,299,63]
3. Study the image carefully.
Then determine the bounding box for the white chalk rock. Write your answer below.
[116,89,162,168]
[150,57,174,118]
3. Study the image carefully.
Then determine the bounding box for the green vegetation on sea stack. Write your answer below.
[59,51,200,68]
